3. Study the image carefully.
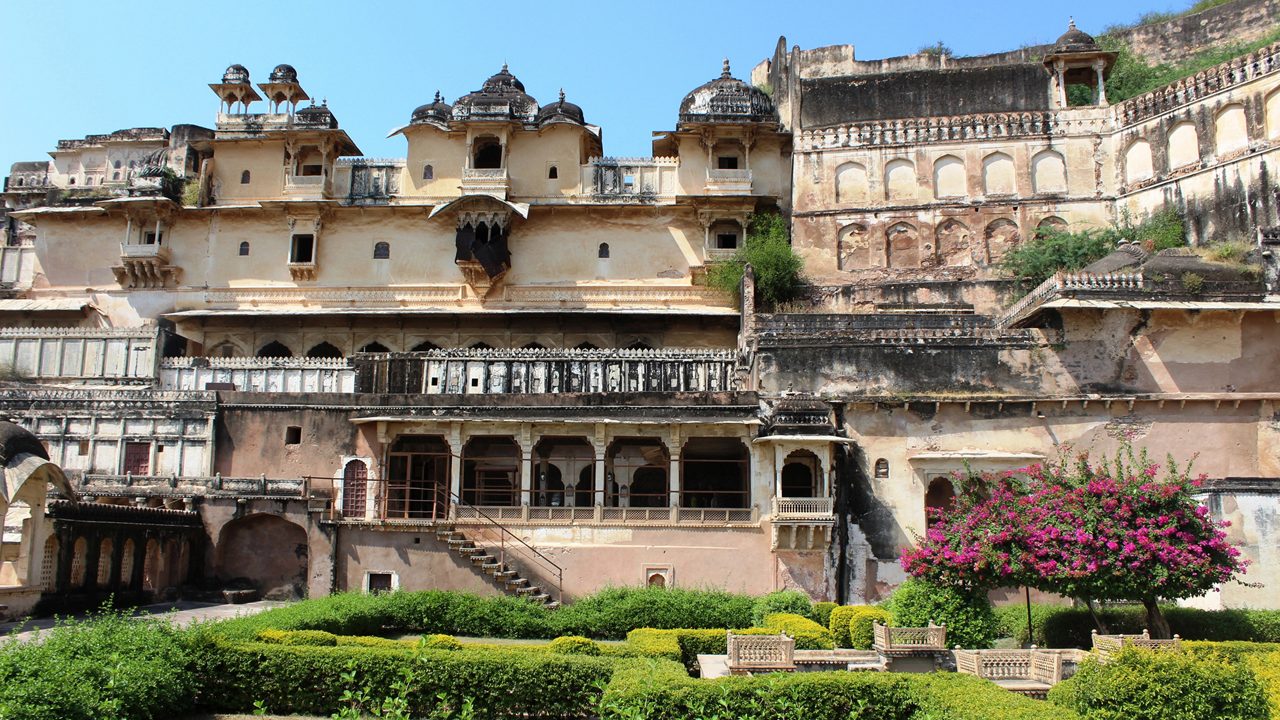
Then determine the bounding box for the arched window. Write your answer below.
[1215,104,1248,156]
[119,538,135,589]
[473,138,502,169]
[68,178,75,185]
[96,538,114,587]
[626,340,653,350]
[373,242,390,259]
[306,342,344,359]
[238,241,250,256]
[547,165,559,180]
[607,437,670,508]
[925,477,957,528]
[575,341,599,350]
[422,164,434,180]
[70,537,87,589]
[112,172,120,180]
[85,177,93,186]
[411,341,440,352]
[462,436,520,506]
[342,460,368,518]
[982,152,1016,195]
[522,342,547,349]
[469,342,494,350]
[240,170,251,184]
[1031,149,1068,194]
[781,449,820,498]
[257,341,293,358]
[835,162,869,203]
[932,155,966,198]
[1124,139,1154,184]
[360,341,391,353]
[14,178,22,187]
[884,159,916,201]
[113,160,122,169]
[874,458,889,479]
[598,242,610,258]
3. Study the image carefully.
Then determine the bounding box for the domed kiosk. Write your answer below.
[1043,19,1118,107]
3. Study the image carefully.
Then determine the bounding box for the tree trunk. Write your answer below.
[1143,598,1172,639]
[1083,598,1112,635]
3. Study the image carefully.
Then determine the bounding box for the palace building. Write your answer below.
[1,1,1278,617]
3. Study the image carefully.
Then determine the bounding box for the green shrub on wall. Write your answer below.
[1049,647,1269,720]
[883,578,999,649]
[751,589,814,625]
[995,604,1280,648]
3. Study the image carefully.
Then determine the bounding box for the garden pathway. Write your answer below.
[0,599,286,642]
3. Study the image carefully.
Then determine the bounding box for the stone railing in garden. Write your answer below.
[726,631,796,675]
[873,622,947,653]
[1091,629,1182,660]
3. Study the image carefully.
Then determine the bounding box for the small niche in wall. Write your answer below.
[874,458,889,479]
[285,426,302,445]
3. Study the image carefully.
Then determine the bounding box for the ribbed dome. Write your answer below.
[1053,19,1099,53]
[482,64,526,93]
[222,64,250,84]
[269,64,298,83]
[678,59,776,125]
[0,422,49,464]
[452,65,540,123]
[536,89,586,126]
[296,103,338,128]
[411,91,453,126]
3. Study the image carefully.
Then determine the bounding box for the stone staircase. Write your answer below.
[434,524,559,609]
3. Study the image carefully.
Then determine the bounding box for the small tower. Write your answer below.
[1043,19,1118,108]
[209,64,262,114]
[257,64,309,115]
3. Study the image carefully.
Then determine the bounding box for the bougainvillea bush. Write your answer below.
[902,449,1247,638]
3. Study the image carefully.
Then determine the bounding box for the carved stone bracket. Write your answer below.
[112,260,181,290]
[457,260,505,298]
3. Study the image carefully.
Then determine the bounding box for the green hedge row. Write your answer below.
[600,659,1074,720]
[192,635,617,717]
[213,587,758,642]
[995,604,1280,648]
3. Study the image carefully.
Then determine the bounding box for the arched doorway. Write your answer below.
[215,514,308,600]
[534,437,593,507]
[386,435,450,519]
[682,437,750,509]
[606,438,669,507]
[341,460,368,518]
[462,436,520,506]
[472,137,502,169]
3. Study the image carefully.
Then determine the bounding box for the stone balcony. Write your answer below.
[113,243,179,289]
[461,168,510,198]
[769,496,834,552]
[283,174,327,200]
[705,168,753,195]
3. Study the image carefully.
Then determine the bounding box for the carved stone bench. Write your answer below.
[726,631,796,675]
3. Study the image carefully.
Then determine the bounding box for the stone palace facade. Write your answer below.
[0,2,1276,616]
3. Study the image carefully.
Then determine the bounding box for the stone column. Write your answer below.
[448,423,463,513]
[1095,60,1109,106]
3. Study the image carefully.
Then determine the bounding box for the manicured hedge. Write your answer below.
[849,607,893,650]
[884,578,999,649]
[1185,642,1280,719]
[811,600,838,627]
[995,604,1280,648]
[192,636,616,717]
[600,659,1073,720]
[549,635,603,655]
[214,587,759,643]
[625,628,777,672]
[1049,647,1269,720]
[762,612,835,650]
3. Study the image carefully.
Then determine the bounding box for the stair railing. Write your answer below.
[449,491,563,604]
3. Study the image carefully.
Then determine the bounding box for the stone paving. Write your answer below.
[0,599,286,642]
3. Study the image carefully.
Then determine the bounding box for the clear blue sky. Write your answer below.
[0,0,1196,173]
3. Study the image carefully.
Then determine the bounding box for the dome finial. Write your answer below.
[559,88,566,103]
[722,58,732,78]
[434,90,441,103]
[501,62,509,73]
[1069,16,1076,30]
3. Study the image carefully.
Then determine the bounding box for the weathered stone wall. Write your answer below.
[1110,0,1280,66]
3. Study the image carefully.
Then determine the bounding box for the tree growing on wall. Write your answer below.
[901,448,1247,638]
[708,211,806,310]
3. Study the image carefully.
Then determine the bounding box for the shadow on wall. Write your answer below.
[214,513,308,600]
